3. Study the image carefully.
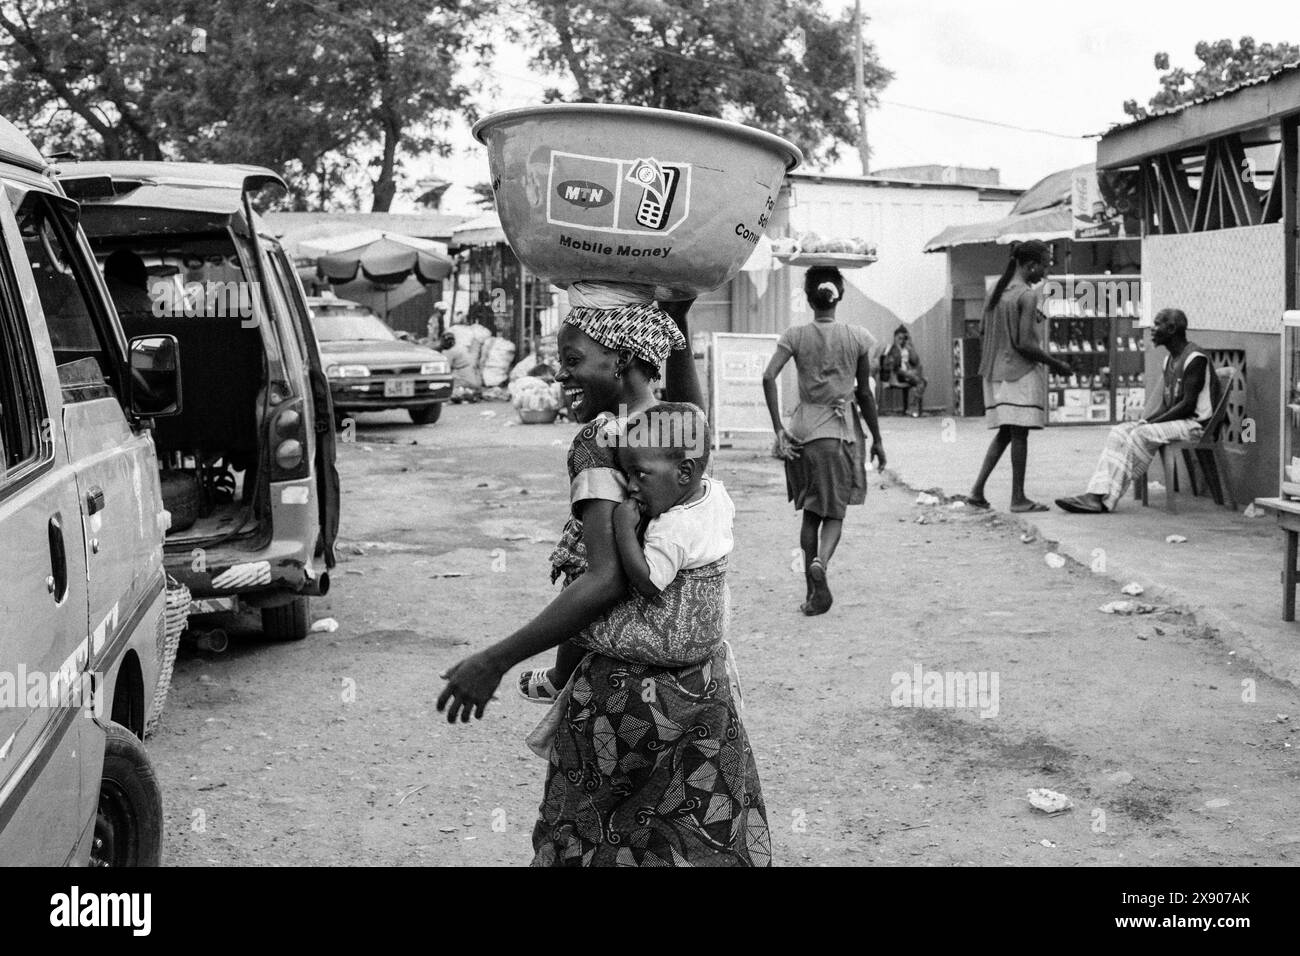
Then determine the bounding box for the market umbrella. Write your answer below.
[313,231,454,286]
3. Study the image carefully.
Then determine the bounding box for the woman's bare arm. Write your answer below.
[659,298,704,408]
[854,351,886,469]
[436,497,627,721]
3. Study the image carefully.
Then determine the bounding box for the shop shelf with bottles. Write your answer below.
[1043,273,1146,425]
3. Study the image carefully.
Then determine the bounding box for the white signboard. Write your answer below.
[710,332,780,448]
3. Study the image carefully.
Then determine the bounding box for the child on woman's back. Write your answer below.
[519,402,733,698]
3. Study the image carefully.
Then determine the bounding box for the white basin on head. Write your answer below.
[473,104,802,299]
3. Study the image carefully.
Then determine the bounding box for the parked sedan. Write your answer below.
[307,298,452,425]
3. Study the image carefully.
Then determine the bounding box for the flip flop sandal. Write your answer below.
[1010,501,1050,513]
[1054,496,1107,514]
[517,668,560,704]
[956,494,991,509]
[806,559,833,615]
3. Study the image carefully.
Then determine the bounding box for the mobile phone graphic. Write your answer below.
[626,158,680,231]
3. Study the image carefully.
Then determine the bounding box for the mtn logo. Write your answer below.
[556,180,613,208]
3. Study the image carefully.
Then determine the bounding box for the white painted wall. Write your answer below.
[786,177,1016,326]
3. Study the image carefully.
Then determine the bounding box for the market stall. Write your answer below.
[925,164,1143,422]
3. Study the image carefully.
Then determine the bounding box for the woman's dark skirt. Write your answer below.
[784,435,867,520]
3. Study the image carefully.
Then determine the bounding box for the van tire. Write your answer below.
[261,596,310,641]
[409,404,442,425]
[92,722,163,867]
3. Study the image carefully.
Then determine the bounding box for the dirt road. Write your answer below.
[151,404,1300,865]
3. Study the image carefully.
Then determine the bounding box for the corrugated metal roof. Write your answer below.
[1102,59,1300,135]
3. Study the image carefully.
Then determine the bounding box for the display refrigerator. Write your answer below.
[1042,273,1146,426]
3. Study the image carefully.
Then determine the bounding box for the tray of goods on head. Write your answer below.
[473,103,803,299]
[772,233,877,268]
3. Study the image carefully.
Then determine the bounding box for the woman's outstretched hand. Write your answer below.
[436,650,507,723]
[773,428,801,460]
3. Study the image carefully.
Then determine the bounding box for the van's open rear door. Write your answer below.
[268,244,339,568]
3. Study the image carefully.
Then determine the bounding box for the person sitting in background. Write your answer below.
[449,303,494,369]
[882,324,927,417]
[1055,308,1217,514]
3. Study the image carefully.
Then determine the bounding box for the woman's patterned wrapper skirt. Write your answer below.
[531,644,771,867]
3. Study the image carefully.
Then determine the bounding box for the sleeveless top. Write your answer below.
[1161,345,1214,424]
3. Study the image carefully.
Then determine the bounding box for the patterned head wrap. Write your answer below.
[563,302,687,367]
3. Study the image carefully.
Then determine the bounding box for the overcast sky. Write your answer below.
[414,0,1298,217]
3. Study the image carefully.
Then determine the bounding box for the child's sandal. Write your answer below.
[517,668,561,704]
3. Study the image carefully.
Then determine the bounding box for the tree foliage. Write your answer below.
[522,0,890,166]
[1123,36,1300,120]
[0,0,490,210]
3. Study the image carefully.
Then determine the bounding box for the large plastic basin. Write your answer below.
[473,104,801,298]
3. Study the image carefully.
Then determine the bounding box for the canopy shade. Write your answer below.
[449,211,507,249]
[312,231,454,286]
[923,205,1072,252]
[923,164,1085,252]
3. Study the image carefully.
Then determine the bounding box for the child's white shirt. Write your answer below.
[641,478,734,591]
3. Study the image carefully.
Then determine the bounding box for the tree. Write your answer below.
[0,0,492,210]
[469,181,496,208]
[521,0,890,166]
[1123,37,1300,120]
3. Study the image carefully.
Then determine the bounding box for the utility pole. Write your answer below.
[854,0,869,175]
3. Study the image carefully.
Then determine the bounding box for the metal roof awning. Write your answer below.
[1098,61,1300,169]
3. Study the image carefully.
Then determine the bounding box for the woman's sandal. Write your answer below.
[804,559,833,615]
[517,668,561,704]
[1010,500,1050,513]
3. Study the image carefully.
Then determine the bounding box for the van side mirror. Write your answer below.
[128,334,183,418]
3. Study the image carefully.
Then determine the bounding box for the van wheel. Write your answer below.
[91,723,163,867]
[262,596,310,641]
[409,404,442,425]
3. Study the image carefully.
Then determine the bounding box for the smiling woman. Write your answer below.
[436,294,771,866]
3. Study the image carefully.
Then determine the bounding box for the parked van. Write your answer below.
[0,119,172,864]
[56,163,341,641]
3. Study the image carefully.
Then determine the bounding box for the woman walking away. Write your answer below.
[966,240,1072,513]
[762,267,885,616]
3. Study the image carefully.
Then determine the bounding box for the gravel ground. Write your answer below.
[150,403,1300,865]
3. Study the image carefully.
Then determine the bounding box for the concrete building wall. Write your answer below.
[1140,224,1286,502]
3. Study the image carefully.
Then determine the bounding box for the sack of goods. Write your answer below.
[448,323,488,365]
[480,336,517,388]
[510,375,563,412]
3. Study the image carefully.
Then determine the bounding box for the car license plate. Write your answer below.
[384,379,415,398]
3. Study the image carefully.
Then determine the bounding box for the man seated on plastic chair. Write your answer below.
[1055,308,1215,514]
[882,325,927,417]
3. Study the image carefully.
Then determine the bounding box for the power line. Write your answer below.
[879,99,1091,140]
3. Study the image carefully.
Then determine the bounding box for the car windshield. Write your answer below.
[313,312,396,342]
